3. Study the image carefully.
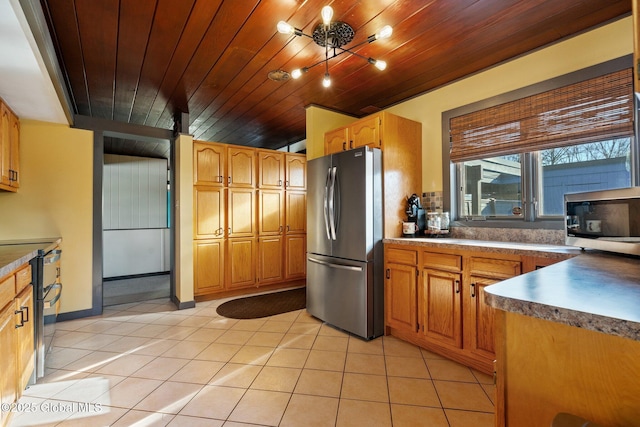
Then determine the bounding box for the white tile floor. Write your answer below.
[9,294,495,426]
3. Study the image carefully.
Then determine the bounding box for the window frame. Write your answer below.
[442,55,638,229]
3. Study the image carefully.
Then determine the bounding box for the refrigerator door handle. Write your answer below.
[323,168,332,239]
[328,166,337,240]
[307,256,363,272]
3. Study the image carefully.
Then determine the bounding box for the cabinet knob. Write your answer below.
[278,179,283,187]
[471,283,476,298]
[455,280,460,294]
[349,140,354,149]
[342,142,346,151]
[386,269,390,279]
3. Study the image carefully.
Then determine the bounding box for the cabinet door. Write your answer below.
[258,190,284,235]
[420,268,462,348]
[285,154,306,190]
[285,191,306,234]
[228,188,256,237]
[324,127,348,154]
[15,286,33,393]
[285,234,306,280]
[258,236,283,284]
[257,150,284,189]
[194,141,225,186]
[194,187,226,239]
[385,262,418,333]
[0,302,16,427]
[228,146,256,187]
[350,115,381,149]
[227,238,256,289]
[194,239,225,295]
[466,276,499,360]
[9,112,19,188]
[0,103,11,187]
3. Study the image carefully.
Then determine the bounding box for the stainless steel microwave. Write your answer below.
[565,187,640,256]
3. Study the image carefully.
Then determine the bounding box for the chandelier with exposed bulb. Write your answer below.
[274,6,392,88]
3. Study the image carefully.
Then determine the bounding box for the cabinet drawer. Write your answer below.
[0,273,15,311]
[15,265,31,294]
[386,247,418,265]
[470,257,521,279]
[422,251,462,272]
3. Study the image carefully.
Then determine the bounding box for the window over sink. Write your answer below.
[443,56,637,225]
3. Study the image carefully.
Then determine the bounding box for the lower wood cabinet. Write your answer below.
[284,234,306,280]
[384,243,524,374]
[194,239,225,295]
[0,263,33,427]
[421,268,462,348]
[0,301,17,427]
[258,236,284,284]
[227,238,257,290]
[15,286,34,392]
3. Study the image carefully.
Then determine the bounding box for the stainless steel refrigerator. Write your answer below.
[306,146,383,340]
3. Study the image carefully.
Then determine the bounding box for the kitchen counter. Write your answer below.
[485,251,640,341]
[0,238,61,278]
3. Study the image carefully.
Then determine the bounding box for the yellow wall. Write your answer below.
[307,16,633,191]
[0,120,93,313]
[305,105,356,160]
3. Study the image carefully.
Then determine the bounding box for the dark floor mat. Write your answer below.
[216,287,306,319]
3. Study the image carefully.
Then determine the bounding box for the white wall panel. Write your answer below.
[103,154,168,229]
[103,228,170,277]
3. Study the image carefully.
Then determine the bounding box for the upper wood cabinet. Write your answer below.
[0,100,20,192]
[194,141,226,186]
[350,115,381,150]
[285,153,306,190]
[258,150,284,189]
[325,127,349,154]
[228,146,256,188]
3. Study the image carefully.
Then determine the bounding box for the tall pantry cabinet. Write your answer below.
[193,141,306,298]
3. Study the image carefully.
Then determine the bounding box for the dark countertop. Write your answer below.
[0,238,62,278]
[383,237,640,341]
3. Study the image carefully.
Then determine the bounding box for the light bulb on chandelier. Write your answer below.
[274,5,392,88]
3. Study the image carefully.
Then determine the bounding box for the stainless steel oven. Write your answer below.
[30,248,62,381]
[565,187,640,256]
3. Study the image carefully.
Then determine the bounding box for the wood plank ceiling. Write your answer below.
[39,0,630,159]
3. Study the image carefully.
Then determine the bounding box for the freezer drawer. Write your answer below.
[306,254,382,340]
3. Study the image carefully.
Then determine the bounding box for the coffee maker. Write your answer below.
[403,193,425,237]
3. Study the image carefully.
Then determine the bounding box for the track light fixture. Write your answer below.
[275,6,392,88]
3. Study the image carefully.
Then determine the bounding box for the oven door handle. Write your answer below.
[44,249,62,265]
[43,283,62,309]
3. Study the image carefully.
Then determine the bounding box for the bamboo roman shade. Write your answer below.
[449,68,634,162]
